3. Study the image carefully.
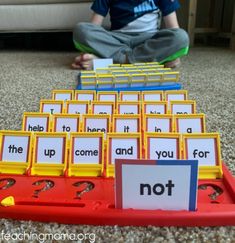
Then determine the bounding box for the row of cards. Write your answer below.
[51,90,188,102]
[40,100,196,115]
[83,62,165,75]
[22,112,206,134]
[80,72,179,88]
[0,131,222,179]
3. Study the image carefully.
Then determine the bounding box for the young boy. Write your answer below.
[72,0,189,70]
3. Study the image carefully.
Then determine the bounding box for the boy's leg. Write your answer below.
[127,28,189,65]
[73,22,133,65]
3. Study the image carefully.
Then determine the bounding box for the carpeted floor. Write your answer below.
[0,47,234,242]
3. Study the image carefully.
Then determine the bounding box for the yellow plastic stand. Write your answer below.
[31,132,68,176]
[143,114,174,133]
[0,130,33,175]
[142,90,164,101]
[51,114,81,133]
[182,133,223,179]
[144,132,182,160]
[68,132,104,177]
[169,100,196,114]
[117,101,141,115]
[22,112,51,132]
[173,113,206,133]
[112,114,142,133]
[75,90,96,102]
[91,101,116,115]
[65,100,90,115]
[40,100,64,114]
[52,90,74,101]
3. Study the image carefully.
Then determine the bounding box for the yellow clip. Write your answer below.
[1,196,15,207]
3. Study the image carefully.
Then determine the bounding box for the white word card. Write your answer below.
[36,136,65,164]
[72,137,102,164]
[1,135,30,163]
[24,115,49,132]
[143,102,167,114]
[84,116,110,136]
[115,159,198,211]
[66,101,89,115]
[170,101,196,115]
[92,102,114,115]
[175,115,205,133]
[53,91,73,102]
[146,135,180,160]
[54,116,79,133]
[109,137,139,164]
[165,90,187,104]
[40,101,63,115]
[118,102,140,115]
[93,58,113,70]
[98,92,117,102]
[142,91,163,101]
[75,91,95,102]
[146,116,172,133]
[120,92,140,101]
[114,117,140,133]
[183,135,220,166]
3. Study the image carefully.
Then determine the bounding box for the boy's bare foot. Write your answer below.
[164,58,181,68]
[71,53,98,70]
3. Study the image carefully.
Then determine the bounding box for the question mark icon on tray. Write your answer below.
[0,178,16,190]
[32,179,54,198]
[198,183,223,203]
[73,181,95,199]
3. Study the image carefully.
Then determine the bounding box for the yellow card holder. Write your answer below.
[68,132,105,177]
[0,131,33,175]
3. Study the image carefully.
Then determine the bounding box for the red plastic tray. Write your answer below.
[0,163,234,226]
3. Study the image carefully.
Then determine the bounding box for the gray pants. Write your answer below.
[73,22,189,64]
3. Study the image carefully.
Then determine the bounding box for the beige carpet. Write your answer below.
[0,48,234,242]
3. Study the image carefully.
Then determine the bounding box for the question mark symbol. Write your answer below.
[0,178,16,190]
[32,179,54,198]
[198,183,223,202]
[73,181,95,199]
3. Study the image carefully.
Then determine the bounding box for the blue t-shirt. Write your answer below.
[91,0,180,30]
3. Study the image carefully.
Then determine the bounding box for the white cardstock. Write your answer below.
[122,164,191,210]
[177,118,202,133]
[143,94,161,101]
[167,94,185,104]
[93,58,113,70]
[110,138,138,164]
[115,119,138,133]
[149,138,178,160]
[119,104,139,114]
[145,104,166,114]
[76,94,94,101]
[85,118,108,136]
[172,104,193,114]
[147,118,171,133]
[93,105,113,115]
[186,138,216,166]
[67,103,88,115]
[1,136,29,162]
[73,137,101,164]
[55,118,79,133]
[36,137,64,164]
[99,94,116,102]
[121,94,139,101]
[26,117,48,132]
[42,104,62,114]
[55,93,71,101]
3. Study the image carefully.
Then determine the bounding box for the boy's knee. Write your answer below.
[73,22,92,43]
[173,28,189,48]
